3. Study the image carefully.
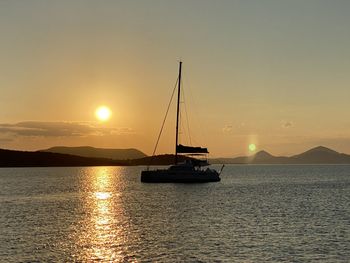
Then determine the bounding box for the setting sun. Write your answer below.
[95,106,111,121]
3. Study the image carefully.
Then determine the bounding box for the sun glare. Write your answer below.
[95,106,111,121]
[249,143,256,152]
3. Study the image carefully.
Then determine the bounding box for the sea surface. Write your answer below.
[0,165,349,262]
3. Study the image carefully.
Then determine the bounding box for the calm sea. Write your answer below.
[0,165,349,262]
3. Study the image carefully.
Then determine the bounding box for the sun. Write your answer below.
[95,106,111,121]
[248,143,256,152]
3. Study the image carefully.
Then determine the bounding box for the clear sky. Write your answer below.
[1,0,350,157]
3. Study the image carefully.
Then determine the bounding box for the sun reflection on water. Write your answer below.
[95,192,111,200]
[72,166,133,262]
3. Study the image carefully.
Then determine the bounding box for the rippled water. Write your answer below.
[0,165,349,262]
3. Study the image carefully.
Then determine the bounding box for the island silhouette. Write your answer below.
[0,147,191,167]
[40,146,146,160]
[211,146,350,164]
[1,146,350,167]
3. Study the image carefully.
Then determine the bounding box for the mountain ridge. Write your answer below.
[39,146,146,160]
[1,145,350,167]
[210,146,350,164]
[0,148,190,167]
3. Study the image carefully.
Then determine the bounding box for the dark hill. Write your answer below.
[210,146,350,164]
[3,146,350,167]
[212,150,289,164]
[290,146,350,164]
[0,148,123,167]
[40,146,146,160]
[0,148,191,167]
[251,151,290,164]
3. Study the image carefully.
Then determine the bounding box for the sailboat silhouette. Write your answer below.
[141,62,222,183]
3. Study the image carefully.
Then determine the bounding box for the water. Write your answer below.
[0,165,349,262]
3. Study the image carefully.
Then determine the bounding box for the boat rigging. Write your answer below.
[141,61,223,183]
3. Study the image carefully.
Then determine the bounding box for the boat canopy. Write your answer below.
[176,144,209,154]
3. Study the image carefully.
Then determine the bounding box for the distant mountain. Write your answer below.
[2,146,350,167]
[40,146,146,160]
[211,150,289,164]
[290,146,350,164]
[0,148,189,167]
[211,146,350,164]
[0,148,123,167]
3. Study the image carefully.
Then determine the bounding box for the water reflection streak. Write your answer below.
[74,167,130,262]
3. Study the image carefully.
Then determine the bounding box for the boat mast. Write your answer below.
[175,61,182,164]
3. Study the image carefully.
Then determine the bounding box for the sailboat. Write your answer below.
[141,61,223,183]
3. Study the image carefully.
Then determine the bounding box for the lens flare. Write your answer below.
[249,143,256,152]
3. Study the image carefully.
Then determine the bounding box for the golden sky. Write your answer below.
[1,1,350,157]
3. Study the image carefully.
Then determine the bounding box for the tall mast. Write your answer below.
[175,61,182,164]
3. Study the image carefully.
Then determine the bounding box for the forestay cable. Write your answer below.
[147,78,178,168]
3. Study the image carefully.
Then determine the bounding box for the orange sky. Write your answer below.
[1,1,350,157]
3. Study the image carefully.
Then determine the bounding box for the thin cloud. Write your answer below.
[281,120,293,128]
[0,121,134,138]
[222,124,233,133]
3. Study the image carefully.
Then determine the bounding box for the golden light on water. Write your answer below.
[73,167,131,262]
[95,192,111,200]
[95,106,111,121]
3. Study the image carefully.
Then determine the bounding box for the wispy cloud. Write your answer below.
[222,122,250,135]
[281,120,293,128]
[0,121,134,138]
[222,124,233,133]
